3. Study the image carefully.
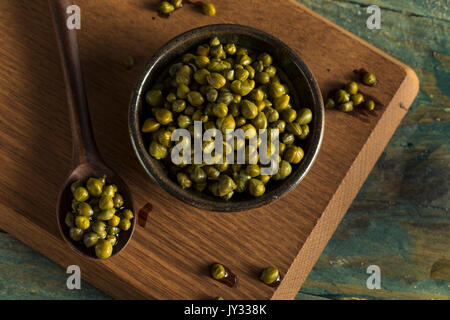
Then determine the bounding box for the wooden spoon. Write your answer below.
[49,0,135,259]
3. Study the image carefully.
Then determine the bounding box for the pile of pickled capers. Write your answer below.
[325,71,377,112]
[65,176,134,259]
[157,1,216,17]
[141,37,313,200]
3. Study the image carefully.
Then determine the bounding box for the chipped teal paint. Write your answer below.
[297,0,450,300]
[0,232,110,299]
[1,0,449,300]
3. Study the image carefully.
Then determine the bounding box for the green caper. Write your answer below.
[351,93,364,106]
[286,122,302,136]
[273,160,292,180]
[172,99,187,113]
[187,91,204,107]
[190,166,207,184]
[217,175,236,196]
[123,55,135,69]
[99,195,114,210]
[269,82,285,98]
[345,81,359,95]
[177,172,192,188]
[142,118,160,133]
[158,1,175,14]
[241,99,258,119]
[252,112,268,130]
[364,100,375,111]
[113,193,124,208]
[77,202,93,217]
[272,120,286,133]
[235,68,249,81]
[249,88,265,102]
[73,187,89,202]
[224,43,236,55]
[106,235,117,246]
[122,209,134,220]
[294,108,312,125]
[83,232,99,248]
[177,84,190,99]
[69,227,84,241]
[260,267,279,284]
[194,68,210,85]
[246,164,261,177]
[91,220,106,234]
[206,88,219,102]
[212,102,228,118]
[146,89,163,107]
[75,215,90,230]
[70,180,82,194]
[108,226,121,235]
[155,108,173,125]
[210,263,226,280]
[102,184,117,198]
[207,73,226,89]
[210,45,225,59]
[108,215,120,227]
[284,145,304,164]
[158,130,172,147]
[217,92,234,106]
[86,178,103,197]
[95,240,113,259]
[248,178,265,197]
[338,101,354,112]
[177,114,192,128]
[299,124,309,140]
[197,44,210,57]
[149,141,168,159]
[166,93,177,103]
[335,89,350,104]
[169,0,183,9]
[202,3,216,16]
[265,107,279,123]
[282,133,295,145]
[195,55,210,69]
[220,114,236,133]
[362,72,377,86]
[273,94,290,111]
[118,219,131,231]
[97,209,115,221]
[265,66,277,77]
[65,212,75,228]
[325,98,335,109]
[255,72,270,84]
[281,108,297,123]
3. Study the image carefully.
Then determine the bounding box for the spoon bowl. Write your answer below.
[56,164,136,260]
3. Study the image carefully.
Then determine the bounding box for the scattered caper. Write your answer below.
[364,100,375,111]
[362,71,377,86]
[338,101,354,112]
[202,3,216,16]
[351,93,364,106]
[345,81,358,95]
[260,267,280,285]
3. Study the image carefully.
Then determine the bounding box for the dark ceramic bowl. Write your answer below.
[129,24,324,212]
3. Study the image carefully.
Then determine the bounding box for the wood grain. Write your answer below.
[0,0,418,299]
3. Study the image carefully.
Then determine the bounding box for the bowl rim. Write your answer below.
[129,24,324,212]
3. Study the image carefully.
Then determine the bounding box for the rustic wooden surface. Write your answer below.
[2,0,428,297]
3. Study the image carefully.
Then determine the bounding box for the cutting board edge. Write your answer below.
[270,66,419,300]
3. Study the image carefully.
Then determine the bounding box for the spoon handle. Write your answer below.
[49,0,102,166]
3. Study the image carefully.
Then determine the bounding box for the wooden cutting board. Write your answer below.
[0,0,418,299]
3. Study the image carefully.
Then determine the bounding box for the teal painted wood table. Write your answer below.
[0,0,448,300]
